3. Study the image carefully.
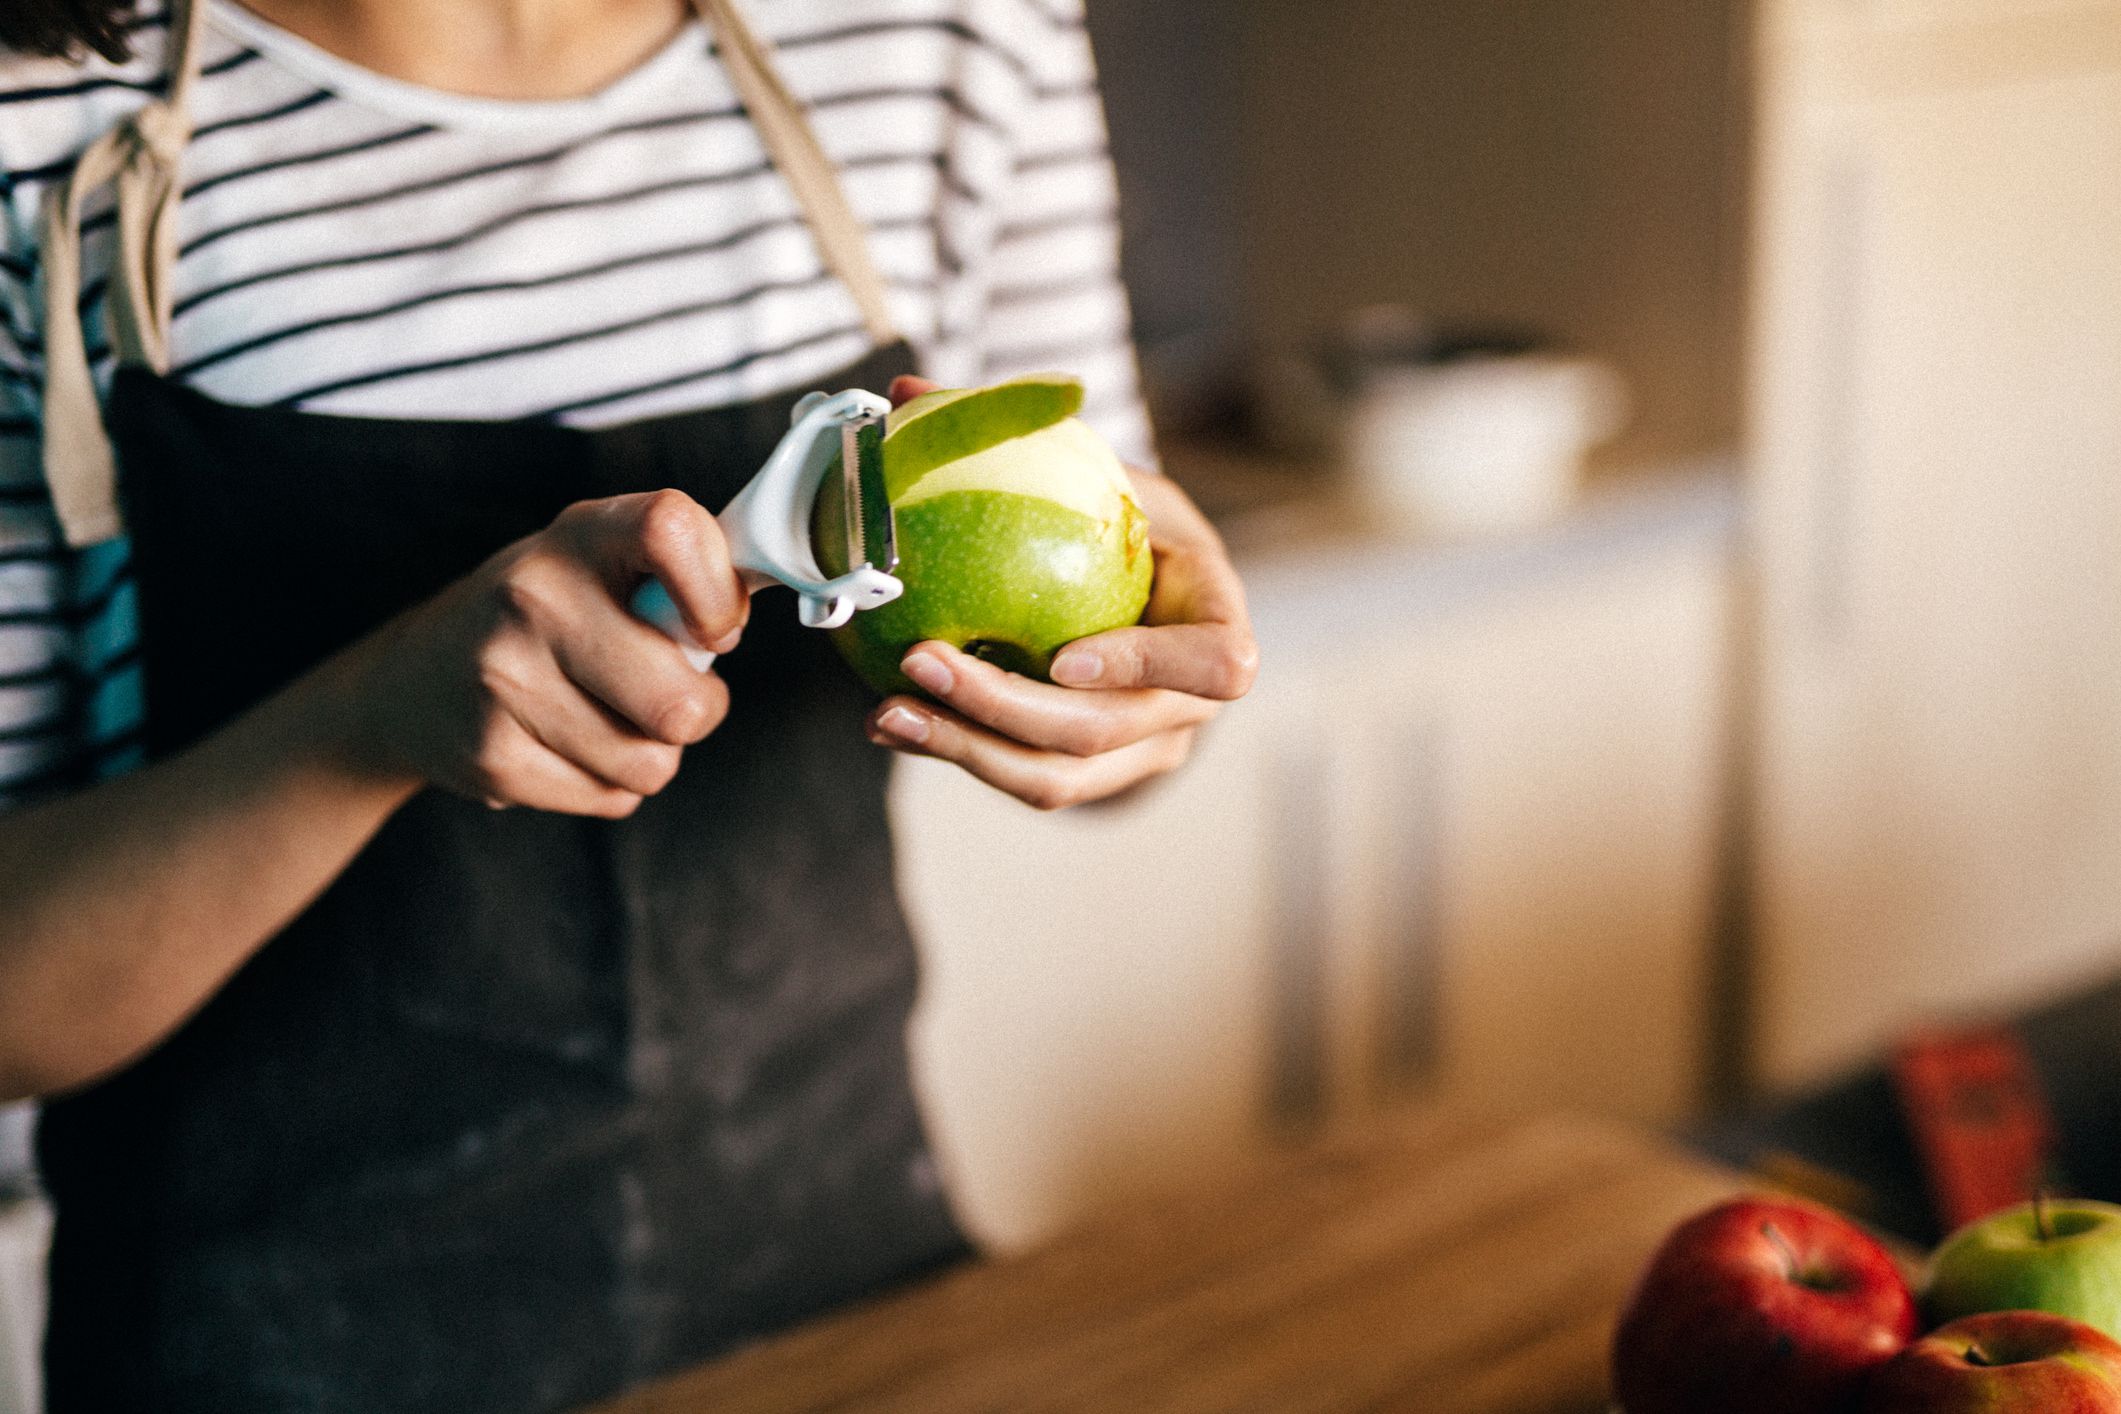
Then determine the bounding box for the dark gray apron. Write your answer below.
[39,337,971,1413]
[28,5,971,1408]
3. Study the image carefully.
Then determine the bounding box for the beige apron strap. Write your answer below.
[39,0,891,546]
[691,0,900,347]
[39,0,209,547]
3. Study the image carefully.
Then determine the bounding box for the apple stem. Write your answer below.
[2035,1188,2053,1243]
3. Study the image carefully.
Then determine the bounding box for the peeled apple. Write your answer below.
[815,373,1154,695]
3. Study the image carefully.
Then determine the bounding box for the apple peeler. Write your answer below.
[630,388,903,671]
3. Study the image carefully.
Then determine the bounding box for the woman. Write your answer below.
[0,0,1257,1408]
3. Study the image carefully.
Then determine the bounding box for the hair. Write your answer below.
[0,0,141,63]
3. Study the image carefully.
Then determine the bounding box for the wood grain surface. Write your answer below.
[588,1110,1750,1414]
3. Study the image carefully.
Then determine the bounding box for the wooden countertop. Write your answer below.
[588,1109,1754,1414]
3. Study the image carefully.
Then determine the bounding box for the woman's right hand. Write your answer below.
[340,490,748,818]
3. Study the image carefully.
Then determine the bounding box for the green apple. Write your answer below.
[815,373,1154,695]
[1925,1200,2121,1341]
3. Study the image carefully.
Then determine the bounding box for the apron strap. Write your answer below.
[691,0,900,348]
[38,0,899,549]
[40,0,208,547]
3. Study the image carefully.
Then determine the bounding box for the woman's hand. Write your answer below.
[864,377,1258,810]
[343,490,747,817]
[0,488,745,1097]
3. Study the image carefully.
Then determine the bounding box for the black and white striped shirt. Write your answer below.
[0,0,1151,802]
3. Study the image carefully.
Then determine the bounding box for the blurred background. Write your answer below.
[6,0,2121,1404]
[882,0,2121,1258]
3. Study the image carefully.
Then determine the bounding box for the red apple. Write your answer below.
[1611,1196,1917,1414]
[1862,1311,2121,1412]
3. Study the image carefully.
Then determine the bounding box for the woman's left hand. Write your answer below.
[864,378,1258,810]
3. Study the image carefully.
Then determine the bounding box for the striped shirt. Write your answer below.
[0,0,1151,804]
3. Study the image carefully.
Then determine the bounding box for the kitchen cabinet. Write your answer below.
[1799,0,2114,32]
[900,473,1737,1251]
[1748,0,2121,1089]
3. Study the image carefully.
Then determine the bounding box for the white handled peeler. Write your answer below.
[630,388,903,671]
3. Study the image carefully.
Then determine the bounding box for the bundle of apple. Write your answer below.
[1610,1193,2121,1414]
[814,374,1154,694]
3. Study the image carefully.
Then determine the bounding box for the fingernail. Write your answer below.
[707,626,743,654]
[1052,651,1103,687]
[901,652,954,697]
[876,705,931,746]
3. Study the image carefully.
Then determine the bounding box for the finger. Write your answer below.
[888,375,940,407]
[549,593,732,746]
[867,699,1196,811]
[1043,477,1259,699]
[496,647,691,797]
[459,712,646,820]
[1128,473,1255,629]
[1143,538,1253,635]
[898,641,1216,757]
[1049,620,1258,700]
[559,490,748,651]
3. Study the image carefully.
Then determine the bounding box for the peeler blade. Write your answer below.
[842,413,897,576]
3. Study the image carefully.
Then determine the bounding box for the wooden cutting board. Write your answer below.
[587,1109,1753,1414]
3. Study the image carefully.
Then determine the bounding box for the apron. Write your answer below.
[31,4,969,1410]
